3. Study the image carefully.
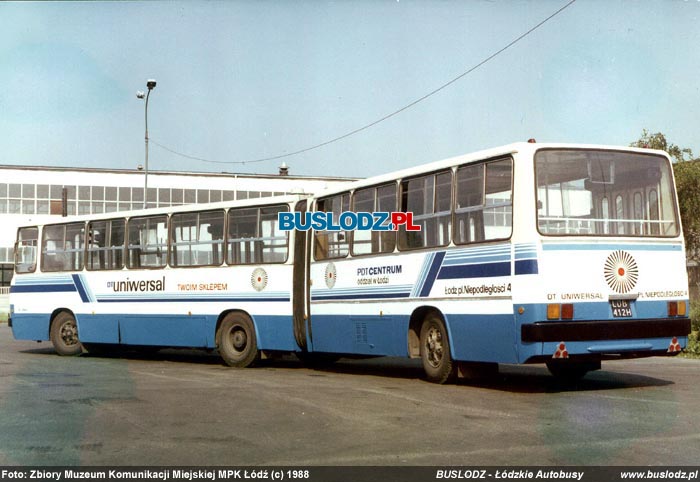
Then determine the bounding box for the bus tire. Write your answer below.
[217,312,260,368]
[420,313,456,384]
[50,311,83,356]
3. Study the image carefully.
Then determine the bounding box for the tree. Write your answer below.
[673,160,700,264]
[630,130,700,262]
[630,129,695,162]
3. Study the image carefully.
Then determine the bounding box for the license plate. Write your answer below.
[610,299,632,317]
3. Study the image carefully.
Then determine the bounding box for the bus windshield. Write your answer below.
[535,149,679,237]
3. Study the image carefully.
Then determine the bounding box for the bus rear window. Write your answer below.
[535,149,679,237]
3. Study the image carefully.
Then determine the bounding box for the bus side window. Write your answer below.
[87,219,126,271]
[455,158,512,244]
[41,222,85,272]
[127,215,168,269]
[170,210,224,267]
[352,183,398,256]
[314,194,350,260]
[227,207,258,265]
[227,205,288,265]
[260,205,289,263]
[398,170,451,250]
[15,227,38,274]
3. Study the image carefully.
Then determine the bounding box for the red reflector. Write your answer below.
[561,304,574,320]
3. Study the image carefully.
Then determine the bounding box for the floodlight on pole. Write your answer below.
[137,79,157,208]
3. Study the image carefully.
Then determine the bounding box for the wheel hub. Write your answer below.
[425,327,443,367]
[61,323,78,346]
[232,329,247,350]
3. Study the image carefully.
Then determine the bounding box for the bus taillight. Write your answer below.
[547,303,574,320]
[668,301,687,317]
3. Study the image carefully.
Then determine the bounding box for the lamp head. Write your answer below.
[147,79,157,90]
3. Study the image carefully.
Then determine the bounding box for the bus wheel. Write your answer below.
[50,312,83,356]
[420,313,456,384]
[217,313,260,368]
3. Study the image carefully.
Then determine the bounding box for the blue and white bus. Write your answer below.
[9,142,691,382]
[10,195,308,368]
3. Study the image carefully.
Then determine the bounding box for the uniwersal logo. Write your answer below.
[278,211,421,232]
[604,250,639,294]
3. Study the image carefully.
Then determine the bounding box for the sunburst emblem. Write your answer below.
[251,267,268,292]
[325,262,337,289]
[604,250,638,294]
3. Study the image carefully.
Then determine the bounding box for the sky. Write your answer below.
[1,0,699,179]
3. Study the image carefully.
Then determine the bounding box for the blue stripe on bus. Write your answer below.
[442,254,510,265]
[10,284,76,293]
[437,261,511,280]
[515,259,538,275]
[312,292,411,301]
[96,296,290,303]
[72,274,90,303]
[419,251,445,297]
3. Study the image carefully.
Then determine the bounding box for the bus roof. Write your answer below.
[309,141,672,197]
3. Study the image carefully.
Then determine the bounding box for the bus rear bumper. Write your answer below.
[521,318,691,343]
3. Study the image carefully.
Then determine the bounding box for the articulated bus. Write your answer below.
[9,142,691,382]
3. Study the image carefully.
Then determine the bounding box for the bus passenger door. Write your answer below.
[292,200,310,351]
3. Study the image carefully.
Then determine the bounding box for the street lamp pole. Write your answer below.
[137,79,157,208]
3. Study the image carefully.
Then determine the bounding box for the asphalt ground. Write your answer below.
[0,324,699,466]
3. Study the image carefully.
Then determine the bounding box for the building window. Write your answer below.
[8,199,21,214]
[0,263,13,286]
[22,184,35,198]
[158,188,171,206]
[105,187,117,201]
[93,186,105,201]
[79,202,91,215]
[132,187,144,203]
[79,186,91,200]
[119,187,131,202]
